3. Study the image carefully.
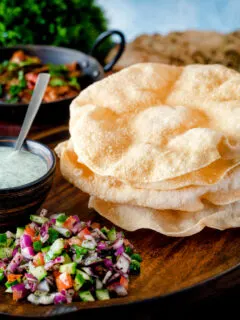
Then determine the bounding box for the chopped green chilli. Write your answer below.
[0,210,142,305]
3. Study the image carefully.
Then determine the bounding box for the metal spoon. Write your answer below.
[14,73,50,151]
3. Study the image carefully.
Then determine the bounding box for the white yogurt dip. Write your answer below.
[0,147,48,189]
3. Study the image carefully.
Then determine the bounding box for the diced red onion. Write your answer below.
[81,267,93,276]
[40,209,48,217]
[108,273,121,284]
[72,215,80,223]
[37,280,50,292]
[122,252,131,261]
[44,256,64,270]
[0,261,7,271]
[12,283,29,300]
[12,247,19,257]
[71,222,82,234]
[22,247,35,259]
[49,218,56,224]
[115,255,130,274]
[97,242,108,250]
[117,231,124,239]
[96,278,103,289]
[102,270,112,284]
[115,245,124,256]
[110,284,128,297]
[112,239,124,250]
[104,258,113,269]
[24,273,38,292]
[7,252,23,273]
[54,292,67,304]
[92,228,108,240]
[20,234,32,249]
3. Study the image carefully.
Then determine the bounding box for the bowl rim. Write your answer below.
[0,136,56,193]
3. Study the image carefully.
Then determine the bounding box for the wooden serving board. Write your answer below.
[1,125,240,317]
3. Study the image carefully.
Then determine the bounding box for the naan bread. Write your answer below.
[56,141,240,212]
[89,197,240,237]
[70,63,240,185]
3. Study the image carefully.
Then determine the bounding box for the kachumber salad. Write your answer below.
[0,210,142,305]
[0,50,82,104]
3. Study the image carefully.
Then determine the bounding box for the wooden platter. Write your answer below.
[1,126,240,317]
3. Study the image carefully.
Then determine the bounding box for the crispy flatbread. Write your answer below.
[56,141,240,212]
[70,64,240,185]
[89,196,240,237]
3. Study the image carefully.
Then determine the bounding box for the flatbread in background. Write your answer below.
[56,141,240,212]
[89,196,240,237]
[70,63,240,185]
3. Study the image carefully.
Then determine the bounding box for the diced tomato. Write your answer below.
[24,225,35,238]
[27,81,35,90]
[67,237,82,246]
[25,73,38,83]
[63,216,77,230]
[33,252,44,267]
[123,239,131,247]
[56,272,73,292]
[91,222,101,230]
[53,270,61,279]
[33,234,40,242]
[120,276,129,290]
[7,274,22,283]
[77,228,91,240]
[13,289,23,301]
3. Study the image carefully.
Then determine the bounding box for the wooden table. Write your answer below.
[1,119,240,319]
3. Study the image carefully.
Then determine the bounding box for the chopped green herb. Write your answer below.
[68,77,80,90]
[48,64,67,77]
[49,78,66,87]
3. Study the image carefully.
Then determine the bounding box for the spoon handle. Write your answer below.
[15,73,50,151]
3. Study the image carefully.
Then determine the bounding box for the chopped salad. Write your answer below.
[0,210,142,305]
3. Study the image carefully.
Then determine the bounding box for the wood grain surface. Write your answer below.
[1,123,240,318]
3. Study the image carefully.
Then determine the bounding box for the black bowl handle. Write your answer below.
[90,30,125,72]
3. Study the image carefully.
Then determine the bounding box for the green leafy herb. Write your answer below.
[48,64,67,77]
[68,77,80,90]
[49,78,66,87]
[0,0,109,54]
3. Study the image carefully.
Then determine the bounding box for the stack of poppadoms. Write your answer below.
[56,63,240,237]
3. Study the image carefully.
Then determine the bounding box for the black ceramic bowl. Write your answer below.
[0,30,125,124]
[0,137,56,230]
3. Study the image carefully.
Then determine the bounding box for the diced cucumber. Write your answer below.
[41,246,50,253]
[5,280,18,288]
[16,227,25,239]
[79,290,95,302]
[0,247,13,259]
[52,226,70,238]
[96,289,110,301]
[50,238,64,256]
[30,215,49,225]
[100,226,109,236]
[72,245,88,256]
[56,214,68,226]
[63,252,72,263]
[0,271,4,282]
[76,269,91,281]
[81,240,96,250]
[107,228,117,241]
[59,262,77,274]
[0,233,7,247]
[33,241,42,252]
[6,238,14,248]
[74,274,85,291]
[5,287,13,293]
[30,264,47,281]
[44,251,55,263]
